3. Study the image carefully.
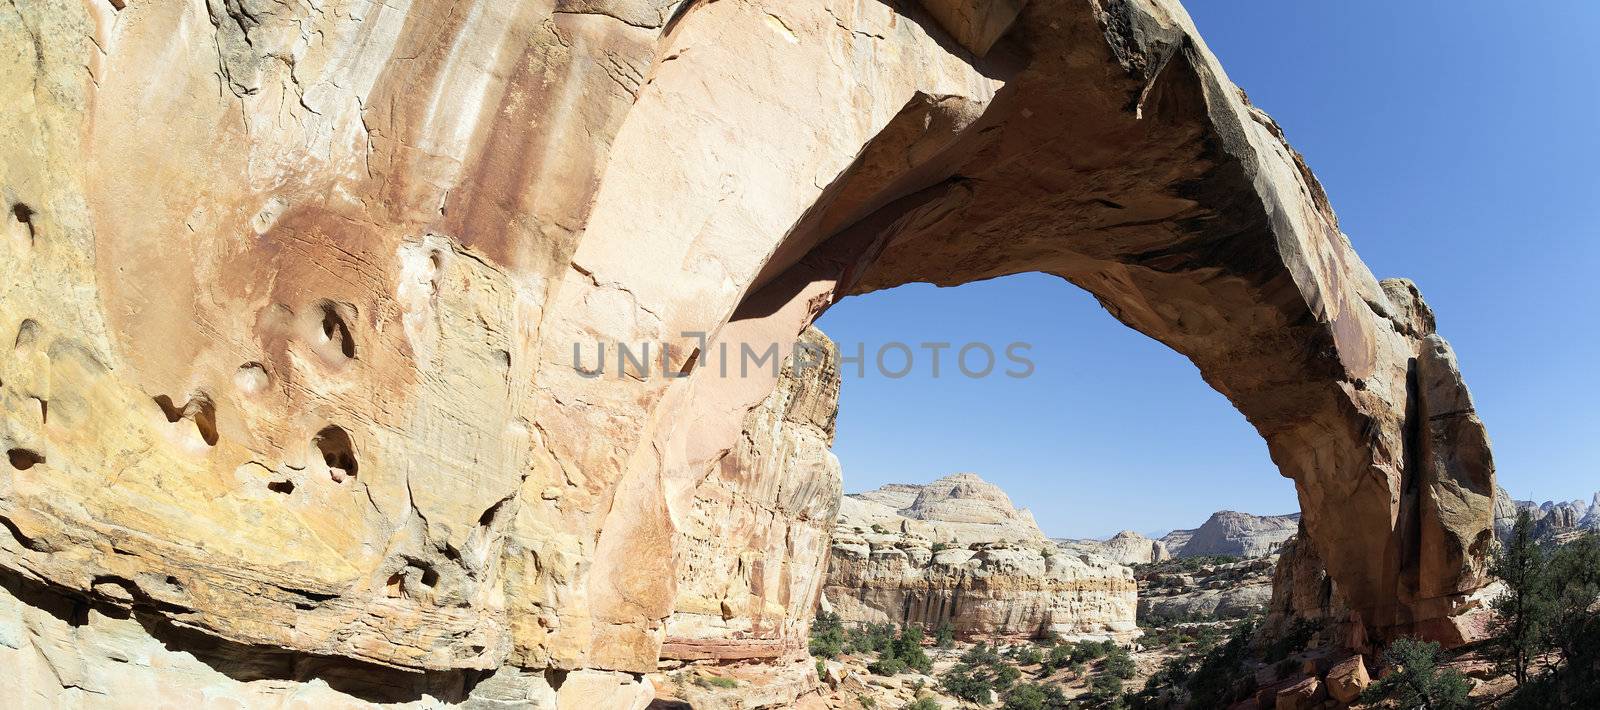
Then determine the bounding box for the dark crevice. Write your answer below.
[12,202,36,244]
[0,567,490,703]
[313,425,357,481]
[318,302,356,360]
[8,448,44,470]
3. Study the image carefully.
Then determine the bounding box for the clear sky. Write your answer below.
[815,1,1600,539]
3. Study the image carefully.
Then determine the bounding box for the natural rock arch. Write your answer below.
[0,0,1493,701]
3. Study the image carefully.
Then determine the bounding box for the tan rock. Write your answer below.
[664,328,843,662]
[555,670,652,710]
[840,473,1049,546]
[1324,654,1371,703]
[1059,530,1171,565]
[825,476,1137,640]
[0,0,1498,698]
[1274,676,1324,710]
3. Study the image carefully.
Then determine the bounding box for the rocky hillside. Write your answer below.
[1161,510,1300,558]
[824,474,1136,641]
[1494,486,1600,545]
[840,473,1048,545]
[1057,530,1172,566]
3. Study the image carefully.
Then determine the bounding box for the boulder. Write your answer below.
[1274,676,1324,710]
[1324,655,1370,703]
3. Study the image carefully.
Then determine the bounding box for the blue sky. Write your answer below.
[815,1,1600,539]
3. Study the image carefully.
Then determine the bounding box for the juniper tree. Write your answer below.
[1489,509,1552,685]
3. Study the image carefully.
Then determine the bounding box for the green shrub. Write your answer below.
[815,659,827,681]
[1088,673,1125,704]
[905,699,941,710]
[1001,682,1070,710]
[809,610,846,659]
[934,620,956,648]
[1104,646,1136,680]
[1358,637,1469,710]
[940,663,994,703]
[1014,644,1044,666]
[693,675,738,689]
[868,657,907,676]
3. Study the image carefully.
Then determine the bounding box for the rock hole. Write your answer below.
[152,394,219,446]
[7,448,44,470]
[314,425,357,481]
[420,568,439,588]
[11,203,35,245]
[318,302,356,360]
[267,479,295,494]
[1092,197,1127,210]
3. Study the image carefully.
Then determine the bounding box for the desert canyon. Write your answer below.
[0,0,1506,707]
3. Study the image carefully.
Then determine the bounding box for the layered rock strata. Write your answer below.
[0,0,1498,702]
[826,473,1136,640]
[664,327,843,662]
[825,529,1138,641]
[1057,530,1171,566]
[1493,486,1600,546]
[840,474,1048,545]
[1163,511,1300,558]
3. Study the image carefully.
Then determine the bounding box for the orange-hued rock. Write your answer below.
[0,0,1496,704]
[1325,654,1371,703]
[664,327,842,662]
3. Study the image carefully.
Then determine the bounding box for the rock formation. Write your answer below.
[1057,530,1171,566]
[841,474,1048,545]
[1137,556,1276,622]
[1493,486,1600,546]
[1163,511,1301,558]
[824,530,1138,641]
[825,473,1135,640]
[664,327,842,664]
[0,0,1498,703]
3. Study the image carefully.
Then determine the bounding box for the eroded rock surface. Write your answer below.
[1163,511,1300,558]
[840,473,1048,545]
[1058,530,1171,566]
[825,474,1136,640]
[665,327,843,663]
[0,0,1498,703]
[1494,486,1600,546]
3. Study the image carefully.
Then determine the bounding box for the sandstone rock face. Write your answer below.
[1057,530,1171,566]
[1138,556,1276,621]
[826,473,1134,639]
[841,474,1048,545]
[664,327,843,662]
[824,530,1138,641]
[1,0,1497,700]
[1494,486,1600,546]
[1163,511,1300,558]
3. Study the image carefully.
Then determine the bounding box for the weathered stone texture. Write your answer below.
[664,327,843,662]
[0,0,1497,702]
[826,474,1136,640]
